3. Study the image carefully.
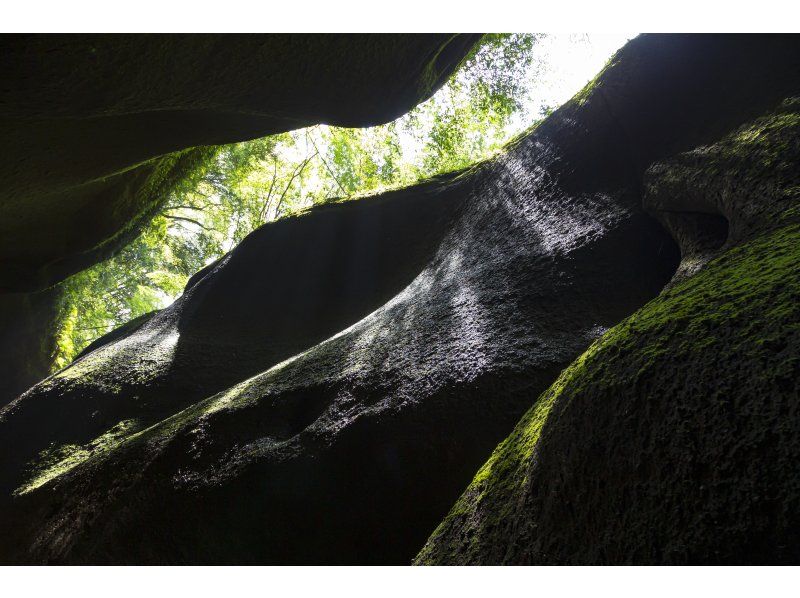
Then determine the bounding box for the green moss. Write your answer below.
[16,419,140,495]
[570,48,624,108]
[421,101,800,562]
[598,224,800,371]
[712,101,799,174]
[417,222,800,564]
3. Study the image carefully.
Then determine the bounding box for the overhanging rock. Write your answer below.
[0,33,479,292]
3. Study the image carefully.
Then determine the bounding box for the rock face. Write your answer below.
[0,33,479,406]
[0,33,478,292]
[0,289,62,407]
[416,100,800,565]
[0,34,798,565]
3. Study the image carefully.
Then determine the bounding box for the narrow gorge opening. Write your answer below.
[50,33,635,371]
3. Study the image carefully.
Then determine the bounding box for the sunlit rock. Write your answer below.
[417,94,800,567]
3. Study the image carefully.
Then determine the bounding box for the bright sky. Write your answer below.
[515,33,636,120]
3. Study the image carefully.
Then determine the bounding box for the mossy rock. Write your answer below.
[416,99,800,565]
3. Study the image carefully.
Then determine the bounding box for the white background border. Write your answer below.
[2,0,798,32]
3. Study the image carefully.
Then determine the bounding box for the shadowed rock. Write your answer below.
[0,34,478,292]
[1,34,798,565]
[416,98,800,566]
[0,290,62,408]
[0,33,479,405]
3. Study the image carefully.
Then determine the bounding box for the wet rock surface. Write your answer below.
[1,34,798,565]
[417,98,800,565]
[0,112,677,563]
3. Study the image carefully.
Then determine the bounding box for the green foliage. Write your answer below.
[51,34,546,367]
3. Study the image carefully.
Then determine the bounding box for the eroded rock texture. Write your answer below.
[0,34,798,565]
[416,99,800,565]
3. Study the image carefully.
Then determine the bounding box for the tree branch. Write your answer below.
[164,215,211,231]
[273,150,318,218]
[308,130,348,197]
[259,158,280,223]
[164,204,205,212]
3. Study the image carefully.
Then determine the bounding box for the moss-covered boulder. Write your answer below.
[416,99,800,565]
[0,34,478,292]
[0,34,798,565]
